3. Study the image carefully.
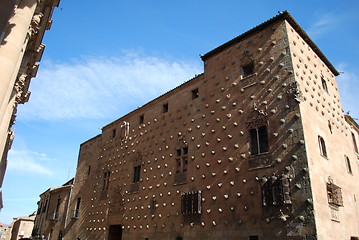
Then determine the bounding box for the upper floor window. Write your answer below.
[139,115,144,125]
[344,155,352,174]
[318,136,327,158]
[241,62,254,78]
[352,132,358,154]
[321,77,328,93]
[133,165,141,183]
[191,88,199,99]
[103,171,111,190]
[120,121,130,141]
[181,191,201,215]
[176,147,188,173]
[72,197,81,219]
[162,103,168,113]
[112,129,116,138]
[249,125,269,155]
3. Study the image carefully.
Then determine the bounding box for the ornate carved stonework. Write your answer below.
[286,81,304,102]
[245,104,268,130]
[248,153,272,169]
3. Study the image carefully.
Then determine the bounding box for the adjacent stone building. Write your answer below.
[34,11,359,240]
[32,179,73,240]
[0,0,61,208]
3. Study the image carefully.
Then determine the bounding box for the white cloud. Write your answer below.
[336,63,359,119]
[19,52,202,121]
[7,150,54,176]
[306,12,341,39]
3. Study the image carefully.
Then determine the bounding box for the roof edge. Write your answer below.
[201,11,339,76]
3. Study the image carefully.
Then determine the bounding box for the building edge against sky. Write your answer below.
[0,0,61,210]
[32,11,359,240]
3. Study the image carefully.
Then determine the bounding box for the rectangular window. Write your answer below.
[162,103,168,113]
[250,126,269,155]
[87,165,91,176]
[249,236,259,240]
[52,198,61,220]
[42,199,48,213]
[72,198,81,218]
[327,182,343,206]
[321,77,328,93]
[139,115,144,125]
[103,171,111,190]
[352,132,358,154]
[112,129,116,138]
[181,191,201,214]
[242,63,254,78]
[191,88,199,99]
[120,121,130,140]
[133,165,141,183]
[344,155,352,174]
[175,147,188,173]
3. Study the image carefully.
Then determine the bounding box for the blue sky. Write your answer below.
[1,0,359,224]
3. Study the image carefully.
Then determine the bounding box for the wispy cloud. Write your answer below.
[19,52,202,121]
[306,12,341,39]
[7,150,54,176]
[336,63,359,119]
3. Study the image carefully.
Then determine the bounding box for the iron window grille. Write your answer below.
[181,191,202,214]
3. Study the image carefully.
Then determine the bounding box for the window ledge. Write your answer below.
[240,73,257,81]
[248,152,270,158]
[320,154,329,160]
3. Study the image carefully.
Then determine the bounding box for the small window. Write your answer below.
[162,103,168,113]
[139,115,144,125]
[318,136,327,158]
[249,126,269,155]
[103,171,111,190]
[321,77,328,93]
[344,155,352,174]
[181,191,201,214]
[112,129,116,138]
[352,132,358,154]
[87,166,91,176]
[175,147,189,173]
[328,121,332,134]
[120,121,130,141]
[42,200,48,213]
[191,88,199,99]
[133,165,141,183]
[249,236,259,240]
[72,197,81,218]
[242,63,254,78]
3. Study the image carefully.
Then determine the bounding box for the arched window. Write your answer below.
[344,155,352,174]
[318,135,327,158]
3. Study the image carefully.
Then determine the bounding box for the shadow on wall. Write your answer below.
[0,0,37,46]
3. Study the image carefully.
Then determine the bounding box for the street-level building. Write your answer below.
[32,179,73,240]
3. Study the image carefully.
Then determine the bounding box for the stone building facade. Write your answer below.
[32,179,73,240]
[34,11,359,240]
[0,0,61,208]
[1,213,36,240]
